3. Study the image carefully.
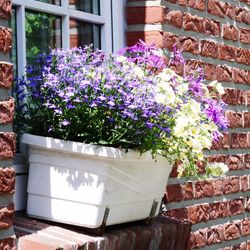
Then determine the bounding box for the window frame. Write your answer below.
[12,0,125,78]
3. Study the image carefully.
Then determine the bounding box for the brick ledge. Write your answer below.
[14,211,191,250]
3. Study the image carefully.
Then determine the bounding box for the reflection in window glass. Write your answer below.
[25,11,61,64]
[70,19,100,49]
[35,0,61,5]
[10,8,17,76]
[69,0,100,15]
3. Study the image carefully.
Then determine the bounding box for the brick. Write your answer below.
[187,0,205,11]
[0,63,13,89]
[0,0,11,20]
[208,154,226,164]
[179,0,187,6]
[207,226,224,245]
[0,133,15,160]
[165,207,188,220]
[183,13,205,33]
[188,204,210,224]
[205,63,216,80]
[185,60,204,75]
[204,18,220,37]
[201,40,218,58]
[0,203,14,229]
[245,197,250,211]
[188,229,207,249]
[248,72,250,85]
[208,0,226,18]
[230,133,248,148]
[179,36,199,54]
[223,25,238,41]
[232,67,248,84]
[226,155,244,170]
[235,48,250,65]
[243,112,250,127]
[0,167,15,194]
[222,89,245,105]
[182,182,194,200]
[226,4,236,19]
[245,154,250,168]
[126,6,166,24]
[169,161,179,178]
[242,218,250,236]
[166,10,183,28]
[210,201,228,219]
[0,98,14,125]
[194,180,213,199]
[0,27,12,53]
[228,198,244,216]
[212,178,223,196]
[235,7,250,24]
[224,222,241,241]
[232,242,247,250]
[37,226,92,249]
[163,32,178,51]
[0,237,16,250]
[126,31,164,47]
[223,177,240,194]
[18,233,74,250]
[165,184,183,202]
[169,62,184,75]
[246,90,250,105]
[216,65,232,82]
[211,132,230,149]
[225,110,242,128]
[239,28,250,44]
[241,175,248,192]
[218,44,235,62]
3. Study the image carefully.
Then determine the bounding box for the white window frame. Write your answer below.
[12,0,125,78]
[12,0,125,211]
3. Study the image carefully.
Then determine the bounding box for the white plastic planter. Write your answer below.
[22,133,172,229]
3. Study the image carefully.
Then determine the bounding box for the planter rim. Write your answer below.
[21,133,161,161]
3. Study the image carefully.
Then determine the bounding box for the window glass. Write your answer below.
[35,0,61,5]
[70,19,100,49]
[69,0,100,15]
[25,11,62,64]
[10,8,17,76]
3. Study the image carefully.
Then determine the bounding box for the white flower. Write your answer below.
[207,162,229,176]
[133,66,144,78]
[116,56,127,63]
[209,80,225,95]
[156,82,176,105]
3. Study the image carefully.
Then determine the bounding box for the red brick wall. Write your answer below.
[0,0,16,248]
[127,0,250,249]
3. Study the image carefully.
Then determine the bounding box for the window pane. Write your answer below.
[10,8,17,76]
[70,19,100,49]
[69,0,100,15]
[35,0,61,5]
[25,11,61,64]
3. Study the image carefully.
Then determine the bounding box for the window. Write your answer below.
[11,0,125,78]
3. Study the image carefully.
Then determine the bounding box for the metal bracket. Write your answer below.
[144,200,159,225]
[101,207,110,227]
[149,200,159,219]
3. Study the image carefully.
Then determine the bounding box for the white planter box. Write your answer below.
[22,133,172,229]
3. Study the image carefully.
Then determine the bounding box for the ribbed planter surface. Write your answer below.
[22,133,172,229]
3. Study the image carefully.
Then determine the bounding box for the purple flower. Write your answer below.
[61,120,70,126]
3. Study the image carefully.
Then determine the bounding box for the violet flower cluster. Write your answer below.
[14,41,228,178]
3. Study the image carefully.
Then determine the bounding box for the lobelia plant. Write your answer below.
[13,40,228,178]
